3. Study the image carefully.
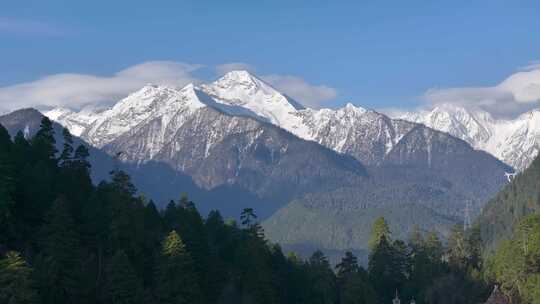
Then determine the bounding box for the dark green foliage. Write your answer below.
[59,127,74,165]
[0,124,15,244]
[155,231,201,304]
[307,251,337,304]
[39,197,83,303]
[0,119,528,304]
[107,250,143,304]
[336,251,376,304]
[488,214,540,303]
[0,251,38,304]
[31,117,57,163]
[477,154,540,253]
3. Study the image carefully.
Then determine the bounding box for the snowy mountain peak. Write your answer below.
[200,71,306,128]
[342,102,368,114]
[398,104,540,170]
[208,70,283,99]
[220,70,258,82]
[44,107,74,120]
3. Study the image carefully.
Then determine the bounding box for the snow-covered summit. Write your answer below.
[81,83,207,147]
[398,104,540,170]
[44,107,99,136]
[43,70,539,170]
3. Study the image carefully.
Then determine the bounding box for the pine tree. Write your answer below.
[336,251,359,280]
[32,116,57,163]
[240,207,257,228]
[39,197,82,304]
[0,124,15,244]
[448,224,468,270]
[106,250,143,304]
[369,217,391,250]
[340,271,376,304]
[59,127,74,166]
[73,144,91,171]
[368,235,402,304]
[308,250,337,304]
[0,251,38,304]
[110,170,137,196]
[155,231,201,304]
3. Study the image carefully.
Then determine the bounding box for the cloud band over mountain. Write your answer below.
[423,64,540,118]
[0,61,339,112]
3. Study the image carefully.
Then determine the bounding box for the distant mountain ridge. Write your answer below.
[397,104,540,171]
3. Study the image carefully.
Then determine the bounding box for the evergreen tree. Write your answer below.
[336,251,359,280]
[39,197,82,304]
[110,169,137,196]
[368,217,391,250]
[240,207,257,228]
[307,250,337,304]
[340,271,376,304]
[0,124,15,244]
[106,250,143,304]
[447,224,468,270]
[0,251,38,304]
[31,116,57,163]
[155,231,201,304]
[59,127,74,166]
[368,235,406,304]
[73,145,91,171]
[491,214,540,303]
[409,224,424,250]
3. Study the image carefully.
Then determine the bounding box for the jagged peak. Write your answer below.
[44,107,75,120]
[211,70,277,94]
[343,102,368,113]
[220,70,259,82]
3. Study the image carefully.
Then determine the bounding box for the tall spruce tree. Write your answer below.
[39,197,82,304]
[368,217,391,250]
[307,250,337,304]
[59,127,74,166]
[0,124,15,244]
[31,116,57,163]
[106,250,143,304]
[0,251,38,304]
[155,231,201,304]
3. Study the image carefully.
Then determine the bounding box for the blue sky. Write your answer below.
[2,0,540,114]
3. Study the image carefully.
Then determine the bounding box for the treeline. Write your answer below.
[0,117,533,304]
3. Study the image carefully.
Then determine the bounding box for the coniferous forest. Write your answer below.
[1,117,539,304]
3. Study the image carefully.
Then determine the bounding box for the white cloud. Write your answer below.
[261,74,338,108]
[215,62,256,75]
[423,66,540,117]
[0,61,202,112]
[518,60,540,72]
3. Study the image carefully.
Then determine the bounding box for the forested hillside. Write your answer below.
[0,117,496,304]
[486,214,540,303]
[476,154,540,253]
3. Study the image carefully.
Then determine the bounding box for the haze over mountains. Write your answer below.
[1,70,522,257]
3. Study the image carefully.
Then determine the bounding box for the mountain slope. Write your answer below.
[2,109,332,219]
[398,105,540,171]
[476,154,540,253]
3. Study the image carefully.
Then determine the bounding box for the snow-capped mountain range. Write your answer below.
[44,70,538,170]
[44,71,416,167]
[397,105,540,171]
